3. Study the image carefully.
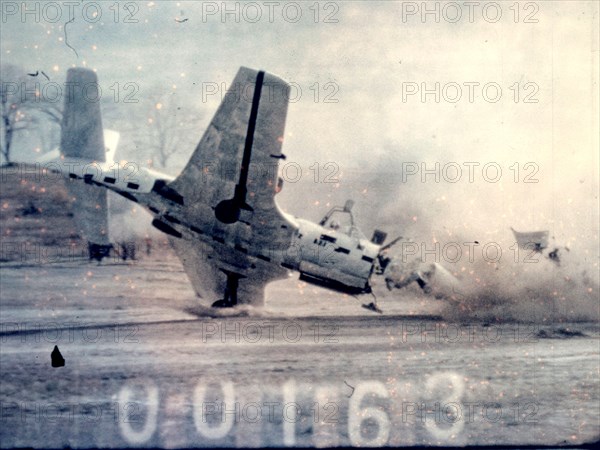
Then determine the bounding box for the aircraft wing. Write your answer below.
[165,67,296,305]
[168,235,271,306]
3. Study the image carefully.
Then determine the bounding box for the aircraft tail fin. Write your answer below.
[60,68,111,258]
[60,68,106,160]
[39,129,118,165]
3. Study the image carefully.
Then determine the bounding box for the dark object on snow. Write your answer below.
[362,302,383,314]
[119,241,137,261]
[21,202,40,216]
[536,328,585,339]
[548,248,560,265]
[51,345,65,367]
[88,242,112,262]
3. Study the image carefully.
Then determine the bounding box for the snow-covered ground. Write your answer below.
[1,167,599,447]
[1,258,598,448]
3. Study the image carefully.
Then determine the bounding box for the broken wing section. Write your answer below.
[510,227,565,265]
[510,227,549,251]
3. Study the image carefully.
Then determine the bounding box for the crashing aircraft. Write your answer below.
[48,67,455,311]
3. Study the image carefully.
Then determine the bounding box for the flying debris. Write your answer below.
[548,248,560,264]
[46,67,460,312]
[510,227,549,252]
[26,70,50,80]
[383,258,460,299]
[510,227,567,266]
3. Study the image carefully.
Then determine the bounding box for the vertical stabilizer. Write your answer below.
[61,68,111,258]
[61,69,105,160]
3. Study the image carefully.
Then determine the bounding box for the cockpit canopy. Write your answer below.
[319,200,369,241]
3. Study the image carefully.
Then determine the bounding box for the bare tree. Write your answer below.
[1,65,36,164]
[32,99,63,154]
[1,66,201,168]
[135,91,203,169]
[36,118,61,154]
[1,64,64,163]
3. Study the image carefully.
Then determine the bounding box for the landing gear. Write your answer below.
[362,302,383,314]
[361,289,383,314]
[211,272,241,308]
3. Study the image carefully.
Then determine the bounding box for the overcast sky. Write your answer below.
[2,1,598,251]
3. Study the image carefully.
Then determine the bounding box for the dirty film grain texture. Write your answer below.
[0,1,598,448]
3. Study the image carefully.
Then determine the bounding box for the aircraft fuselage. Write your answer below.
[56,160,380,296]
